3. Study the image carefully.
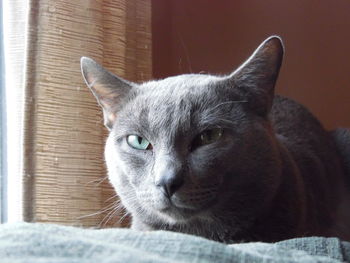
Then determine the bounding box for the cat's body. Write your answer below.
[81,36,350,243]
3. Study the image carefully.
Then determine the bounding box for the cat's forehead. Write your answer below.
[114,73,235,137]
[131,73,229,115]
[139,73,223,96]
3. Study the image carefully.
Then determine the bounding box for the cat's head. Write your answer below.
[81,36,284,227]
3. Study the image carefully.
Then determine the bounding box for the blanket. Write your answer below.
[0,222,349,262]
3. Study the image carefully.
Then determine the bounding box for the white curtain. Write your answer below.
[2,0,28,223]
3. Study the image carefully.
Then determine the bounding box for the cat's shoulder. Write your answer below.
[271,95,308,115]
[270,95,325,138]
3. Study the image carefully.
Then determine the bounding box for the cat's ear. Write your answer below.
[230,36,284,116]
[81,57,134,130]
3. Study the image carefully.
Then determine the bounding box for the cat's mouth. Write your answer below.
[157,203,203,222]
[154,193,218,222]
[137,185,220,222]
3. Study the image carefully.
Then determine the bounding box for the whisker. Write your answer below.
[209,100,248,114]
[118,210,130,224]
[77,204,115,220]
[84,176,108,187]
[104,194,119,203]
[99,207,117,228]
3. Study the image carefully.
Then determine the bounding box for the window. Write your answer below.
[0,0,5,223]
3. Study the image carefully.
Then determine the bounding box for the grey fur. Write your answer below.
[81,36,350,243]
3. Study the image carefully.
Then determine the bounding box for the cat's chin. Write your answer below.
[155,206,200,224]
[154,199,214,224]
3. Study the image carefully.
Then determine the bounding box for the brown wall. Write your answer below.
[152,0,350,129]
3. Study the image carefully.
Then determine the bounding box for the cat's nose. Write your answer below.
[155,166,184,197]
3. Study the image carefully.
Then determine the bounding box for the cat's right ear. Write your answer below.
[80,57,134,130]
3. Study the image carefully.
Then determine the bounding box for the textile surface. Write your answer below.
[0,223,349,263]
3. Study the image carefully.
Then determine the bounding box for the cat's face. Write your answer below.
[81,36,284,227]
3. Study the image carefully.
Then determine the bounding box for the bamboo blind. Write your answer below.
[22,0,151,227]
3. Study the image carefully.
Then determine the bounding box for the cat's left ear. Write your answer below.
[81,57,134,130]
[230,36,284,116]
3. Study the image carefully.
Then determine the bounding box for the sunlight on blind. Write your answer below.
[2,0,29,222]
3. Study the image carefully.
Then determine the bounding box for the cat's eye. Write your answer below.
[127,135,152,150]
[191,128,223,150]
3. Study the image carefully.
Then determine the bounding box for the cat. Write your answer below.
[81,36,350,243]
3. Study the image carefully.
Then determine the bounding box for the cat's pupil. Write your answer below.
[201,131,212,142]
[127,135,152,150]
[191,128,223,151]
[201,132,209,142]
[202,129,222,143]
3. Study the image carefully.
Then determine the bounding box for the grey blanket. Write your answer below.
[0,223,349,262]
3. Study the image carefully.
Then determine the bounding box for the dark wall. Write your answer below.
[152,0,350,129]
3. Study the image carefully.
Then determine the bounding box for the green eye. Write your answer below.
[127,135,152,150]
[192,128,223,150]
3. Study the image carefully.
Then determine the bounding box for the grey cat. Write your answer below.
[81,36,350,243]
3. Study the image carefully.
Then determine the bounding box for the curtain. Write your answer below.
[3,0,28,223]
[17,0,152,227]
[0,0,3,222]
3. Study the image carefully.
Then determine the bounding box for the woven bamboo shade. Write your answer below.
[22,0,152,227]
